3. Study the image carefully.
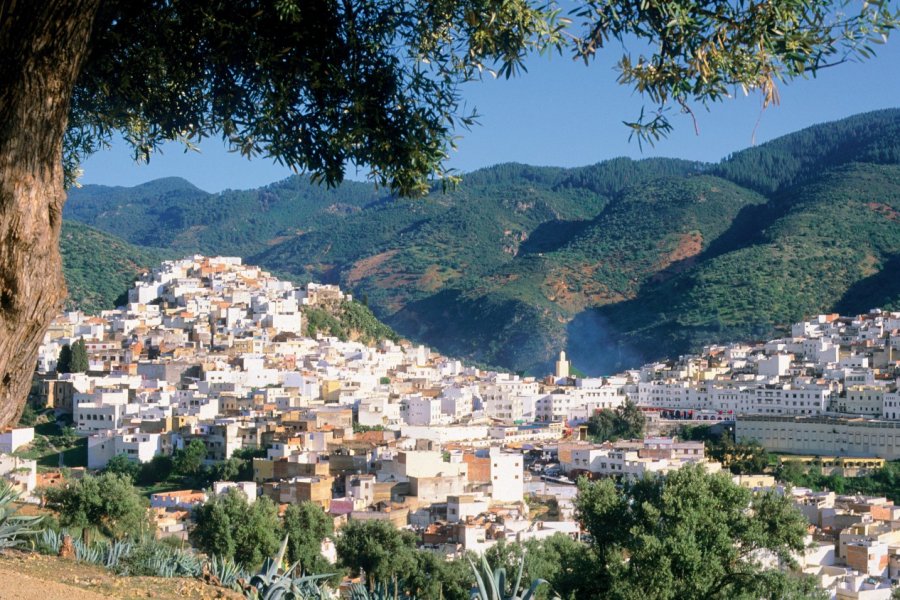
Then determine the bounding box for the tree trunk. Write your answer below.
[0,0,100,428]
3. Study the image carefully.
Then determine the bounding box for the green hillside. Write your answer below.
[60,221,168,313]
[63,109,900,374]
[585,162,900,367]
[66,175,386,257]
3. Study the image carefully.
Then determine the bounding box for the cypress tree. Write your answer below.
[69,339,89,373]
[56,344,72,374]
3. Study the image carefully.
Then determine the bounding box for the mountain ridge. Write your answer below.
[63,108,900,374]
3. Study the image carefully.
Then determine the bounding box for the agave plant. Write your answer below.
[348,581,415,600]
[103,539,134,570]
[208,553,248,589]
[468,553,558,600]
[73,538,105,565]
[35,527,64,555]
[146,545,202,578]
[115,537,202,578]
[0,480,42,549]
[242,535,333,600]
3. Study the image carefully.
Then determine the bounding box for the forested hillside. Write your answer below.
[64,109,900,374]
[59,221,168,313]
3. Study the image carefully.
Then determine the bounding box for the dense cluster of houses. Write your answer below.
[1,256,670,555]
[1,256,899,597]
[791,487,900,599]
[625,311,900,458]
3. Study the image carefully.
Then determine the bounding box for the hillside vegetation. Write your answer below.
[63,109,900,374]
[60,221,167,313]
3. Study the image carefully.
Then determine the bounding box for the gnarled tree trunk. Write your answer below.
[0,0,100,428]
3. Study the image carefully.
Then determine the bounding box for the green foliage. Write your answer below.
[173,439,208,478]
[572,1,900,147]
[483,537,588,600]
[135,454,174,486]
[304,301,398,345]
[586,399,645,443]
[60,220,166,313]
[190,489,281,569]
[684,426,775,475]
[15,421,87,469]
[778,460,900,502]
[56,344,72,374]
[353,423,386,434]
[469,552,558,600]
[69,338,89,373]
[403,551,475,600]
[44,472,150,540]
[574,464,822,600]
[281,502,334,576]
[104,454,141,481]
[17,403,38,427]
[67,1,566,196]
[715,440,774,476]
[713,110,900,195]
[0,480,43,549]
[335,519,418,583]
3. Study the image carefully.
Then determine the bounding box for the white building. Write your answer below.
[488,448,524,503]
[401,395,445,426]
[0,427,34,453]
[0,453,37,493]
[736,415,900,459]
[75,402,128,434]
[87,431,164,469]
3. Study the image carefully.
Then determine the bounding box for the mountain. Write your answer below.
[59,221,168,313]
[66,175,386,257]
[580,162,900,368]
[63,109,900,374]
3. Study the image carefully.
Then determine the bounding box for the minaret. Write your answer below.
[555,350,570,379]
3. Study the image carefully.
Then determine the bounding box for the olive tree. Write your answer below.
[574,464,823,599]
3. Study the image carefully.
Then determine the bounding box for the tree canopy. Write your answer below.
[586,399,645,442]
[69,338,89,373]
[335,519,419,583]
[574,464,822,600]
[173,438,208,478]
[64,0,900,194]
[190,488,281,568]
[281,502,334,575]
[44,472,150,541]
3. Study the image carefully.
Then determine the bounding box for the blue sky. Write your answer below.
[79,38,900,193]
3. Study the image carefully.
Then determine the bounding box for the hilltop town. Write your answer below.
[3,256,900,598]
